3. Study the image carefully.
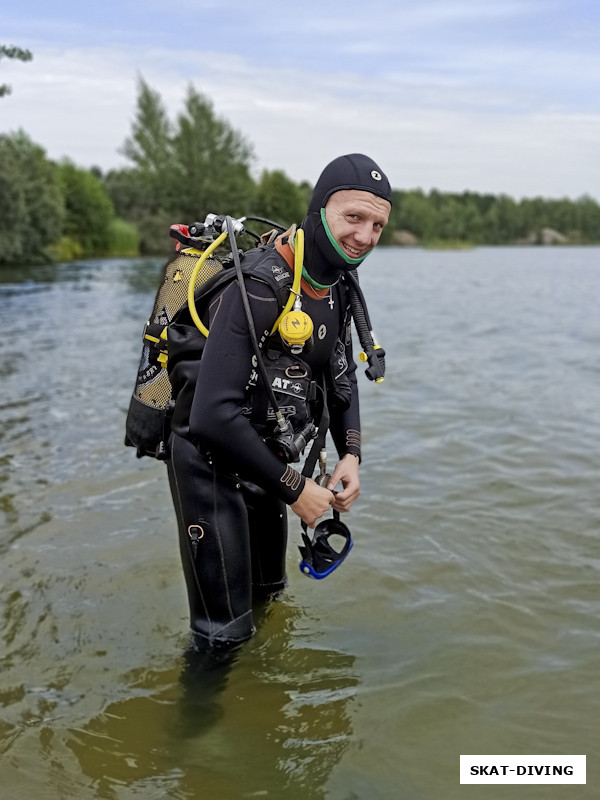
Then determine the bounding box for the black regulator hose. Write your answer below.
[346,269,386,383]
[224,216,290,435]
[241,215,288,232]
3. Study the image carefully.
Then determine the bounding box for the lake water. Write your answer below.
[1,246,598,799]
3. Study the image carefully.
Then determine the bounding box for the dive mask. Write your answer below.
[299,510,353,579]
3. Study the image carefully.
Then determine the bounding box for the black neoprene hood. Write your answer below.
[307,153,392,212]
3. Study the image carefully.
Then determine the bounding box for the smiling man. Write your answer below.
[324,190,390,259]
[166,153,392,648]
[302,153,392,282]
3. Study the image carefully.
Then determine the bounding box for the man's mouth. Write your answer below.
[341,241,362,257]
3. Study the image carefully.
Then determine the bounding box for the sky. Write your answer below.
[1,0,599,200]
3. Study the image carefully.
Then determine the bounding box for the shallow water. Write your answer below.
[1,247,598,799]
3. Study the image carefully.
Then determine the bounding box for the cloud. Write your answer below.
[1,26,599,200]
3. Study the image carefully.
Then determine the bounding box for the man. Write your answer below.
[166,153,392,648]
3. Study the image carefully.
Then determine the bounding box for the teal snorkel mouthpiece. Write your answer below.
[299,511,353,579]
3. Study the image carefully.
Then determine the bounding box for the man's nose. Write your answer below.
[354,222,373,244]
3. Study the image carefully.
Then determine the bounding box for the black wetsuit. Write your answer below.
[166,242,361,646]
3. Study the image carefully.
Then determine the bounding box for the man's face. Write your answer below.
[324,189,391,260]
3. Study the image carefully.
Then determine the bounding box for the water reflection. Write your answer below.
[3,250,600,799]
[0,257,162,285]
[0,260,62,286]
[67,598,357,799]
[116,257,166,295]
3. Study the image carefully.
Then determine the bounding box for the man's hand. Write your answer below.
[291,480,334,528]
[327,454,360,513]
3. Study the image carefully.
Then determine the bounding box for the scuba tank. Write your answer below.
[124,223,224,459]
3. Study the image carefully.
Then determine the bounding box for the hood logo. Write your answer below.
[371,170,382,181]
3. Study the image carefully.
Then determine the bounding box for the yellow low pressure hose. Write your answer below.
[271,227,304,335]
[186,230,228,337]
[187,226,302,339]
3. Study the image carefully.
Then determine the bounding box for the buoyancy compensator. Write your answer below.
[124,214,287,459]
[124,211,387,462]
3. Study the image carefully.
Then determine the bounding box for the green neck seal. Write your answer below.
[320,207,370,266]
[294,229,336,289]
[301,266,335,290]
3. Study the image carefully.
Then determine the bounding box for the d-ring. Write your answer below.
[188,524,205,540]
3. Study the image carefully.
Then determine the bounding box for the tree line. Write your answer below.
[387,188,600,247]
[1,76,600,266]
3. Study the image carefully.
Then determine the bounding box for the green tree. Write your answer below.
[482,194,520,243]
[518,196,547,240]
[576,195,600,241]
[119,79,256,252]
[172,85,255,220]
[104,167,149,220]
[0,131,64,264]
[253,169,307,227]
[435,195,464,240]
[547,198,577,237]
[392,189,437,241]
[117,77,179,253]
[57,160,116,256]
[459,199,484,243]
[103,166,172,254]
[120,77,174,212]
[0,44,33,98]
[297,180,313,209]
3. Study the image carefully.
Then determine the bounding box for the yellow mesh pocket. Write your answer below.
[132,251,223,410]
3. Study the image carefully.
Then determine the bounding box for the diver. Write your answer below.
[165,154,392,648]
